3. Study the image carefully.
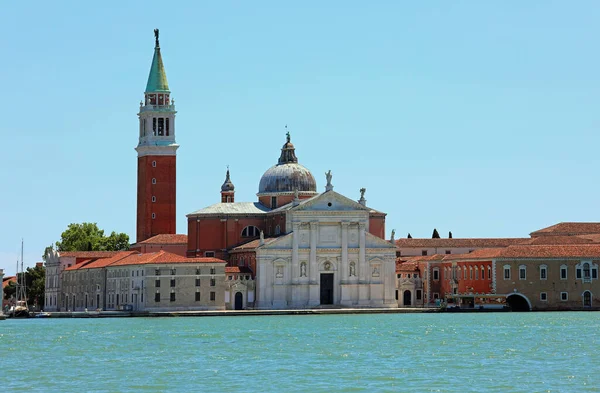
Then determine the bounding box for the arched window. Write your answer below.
[463,266,467,280]
[275,225,281,235]
[540,264,547,280]
[583,263,591,280]
[481,265,485,280]
[469,266,473,280]
[241,226,260,237]
[488,266,491,280]
[503,265,511,280]
[519,265,527,280]
[475,267,479,280]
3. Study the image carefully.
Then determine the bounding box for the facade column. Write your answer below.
[308,221,320,306]
[309,222,318,283]
[358,222,366,281]
[358,222,369,305]
[341,222,349,281]
[292,222,299,283]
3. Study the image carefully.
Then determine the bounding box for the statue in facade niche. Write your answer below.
[349,262,356,277]
[300,262,307,277]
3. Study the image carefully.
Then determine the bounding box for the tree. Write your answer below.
[42,244,54,261]
[407,233,412,239]
[25,264,45,308]
[55,222,130,252]
[449,231,453,239]
[432,228,440,239]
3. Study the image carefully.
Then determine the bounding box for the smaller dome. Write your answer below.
[221,168,235,192]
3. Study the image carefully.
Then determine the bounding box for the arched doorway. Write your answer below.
[583,291,592,307]
[234,292,243,310]
[506,293,531,311]
[403,290,412,306]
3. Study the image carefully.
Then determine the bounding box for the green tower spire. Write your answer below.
[145,29,170,93]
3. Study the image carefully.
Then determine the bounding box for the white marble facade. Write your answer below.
[256,190,396,309]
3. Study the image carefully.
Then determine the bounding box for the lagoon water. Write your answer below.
[1,312,599,392]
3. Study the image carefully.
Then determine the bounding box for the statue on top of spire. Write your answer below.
[154,28,160,48]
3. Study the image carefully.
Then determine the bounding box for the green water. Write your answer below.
[0,313,599,392]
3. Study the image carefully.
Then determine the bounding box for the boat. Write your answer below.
[7,240,30,319]
[34,312,51,318]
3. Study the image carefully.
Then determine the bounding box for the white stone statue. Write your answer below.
[259,230,264,246]
[300,262,307,277]
[325,170,333,191]
[276,266,283,278]
[390,229,395,243]
[349,262,356,277]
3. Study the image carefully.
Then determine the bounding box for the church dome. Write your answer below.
[258,133,317,195]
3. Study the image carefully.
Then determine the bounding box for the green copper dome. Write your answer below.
[145,30,169,93]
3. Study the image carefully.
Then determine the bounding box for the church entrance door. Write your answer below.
[234,292,243,310]
[403,290,412,306]
[320,273,334,305]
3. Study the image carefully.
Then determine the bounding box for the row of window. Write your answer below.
[503,263,599,281]
[154,267,217,276]
[154,291,216,302]
[432,266,491,281]
[155,278,216,287]
[397,273,419,279]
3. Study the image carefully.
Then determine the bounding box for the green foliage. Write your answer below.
[3,280,16,300]
[407,233,412,239]
[55,222,130,252]
[432,228,440,239]
[449,231,453,239]
[25,264,45,308]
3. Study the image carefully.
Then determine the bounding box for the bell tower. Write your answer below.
[135,29,178,242]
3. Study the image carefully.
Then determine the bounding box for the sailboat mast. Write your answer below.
[21,239,25,298]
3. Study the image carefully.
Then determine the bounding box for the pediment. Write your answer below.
[365,232,397,249]
[292,191,370,212]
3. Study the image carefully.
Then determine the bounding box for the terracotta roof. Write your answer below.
[64,259,95,271]
[395,238,528,248]
[139,234,188,244]
[498,245,600,259]
[79,251,138,269]
[109,250,225,267]
[225,266,254,274]
[530,222,600,237]
[59,251,121,259]
[2,276,16,289]
[404,254,446,262]
[525,236,596,245]
[442,248,506,261]
[231,238,278,251]
[396,261,419,273]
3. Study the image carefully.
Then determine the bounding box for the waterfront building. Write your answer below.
[45,250,119,311]
[395,261,424,307]
[224,266,255,310]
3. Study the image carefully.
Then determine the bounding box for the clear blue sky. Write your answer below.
[1,2,599,275]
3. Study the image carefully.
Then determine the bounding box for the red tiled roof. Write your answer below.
[498,245,600,259]
[395,238,529,248]
[138,234,188,244]
[225,266,254,274]
[2,276,16,289]
[231,238,277,251]
[59,251,121,258]
[109,250,225,267]
[404,254,446,262]
[64,259,95,271]
[396,262,419,273]
[77,251,138,269]
[442,248,505,261]
[525,236,596,245]
[530,222,600,237]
